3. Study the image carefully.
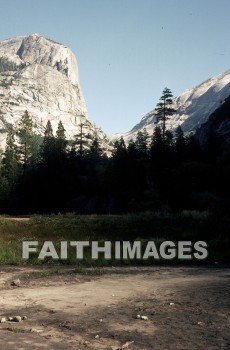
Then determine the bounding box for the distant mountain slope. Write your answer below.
[113,70,230,142]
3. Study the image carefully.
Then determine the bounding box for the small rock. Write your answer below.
[136,315,141,319]
[11,279,20,287]
[140,316,148,320]
[7,316,22,322]
[197,321,205,326]
[95,334,100,339]
[13,316,22,322]
[22,316,27,320]
[169,302,175,306]
[0,317,6,323]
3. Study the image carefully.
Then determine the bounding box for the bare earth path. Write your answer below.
[0,266,229,349]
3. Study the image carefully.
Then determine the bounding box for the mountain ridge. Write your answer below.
[112,69,230,142]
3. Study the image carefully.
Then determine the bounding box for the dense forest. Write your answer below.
[0,88,229,218]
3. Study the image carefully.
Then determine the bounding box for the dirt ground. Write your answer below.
[0,265,229,350]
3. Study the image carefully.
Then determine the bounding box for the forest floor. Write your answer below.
[0,265,229,349]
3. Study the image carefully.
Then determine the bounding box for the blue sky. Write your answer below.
[0,0,229,134]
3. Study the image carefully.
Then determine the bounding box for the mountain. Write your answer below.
[0,34,109,149]
[113,70,230,142]
[196,95,230,145]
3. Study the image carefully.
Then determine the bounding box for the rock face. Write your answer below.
[0,34,108,149]
[196,96,230,146]
[113,70,230,142]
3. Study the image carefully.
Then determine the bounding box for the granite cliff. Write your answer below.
[0,34,109,149]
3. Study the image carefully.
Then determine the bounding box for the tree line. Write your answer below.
[0,88,229,215]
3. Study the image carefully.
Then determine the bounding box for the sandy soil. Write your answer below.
[0,265,229,350]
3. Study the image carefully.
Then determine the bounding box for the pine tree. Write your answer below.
[42,120,55,161]
[45,120,54,139]
[17,110,34,167]
[112,137,127,159]
[150,126,163,149]
[56,120,67,154]
[135,128,149,157]
[127,139,138,159]
[88,134,103,160]
[2,125,19,183]
[74,122,91,158]
[155,88,176,142]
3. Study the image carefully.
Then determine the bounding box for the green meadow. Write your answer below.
[0,212,229,266]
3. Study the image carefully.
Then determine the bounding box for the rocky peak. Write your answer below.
[15,34,79,85]
[0,34,109,151]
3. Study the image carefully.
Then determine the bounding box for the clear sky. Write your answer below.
[0,0,229,135]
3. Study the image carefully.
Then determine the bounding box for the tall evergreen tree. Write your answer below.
[88,134,103,160]
[150,126,163,150]
[75,122,91,158]
[135,128,149,157]
[42,120,55,162]
[155,88,176,142]
[56,120,67,155]
[17,110,34,167]
[2,125,19,183]
[127,139,138,159]
[45,120,54,139]
[112,137,127,159]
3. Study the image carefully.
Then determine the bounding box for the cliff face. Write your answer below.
[0,34,108,149]
[15,34,80,85]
